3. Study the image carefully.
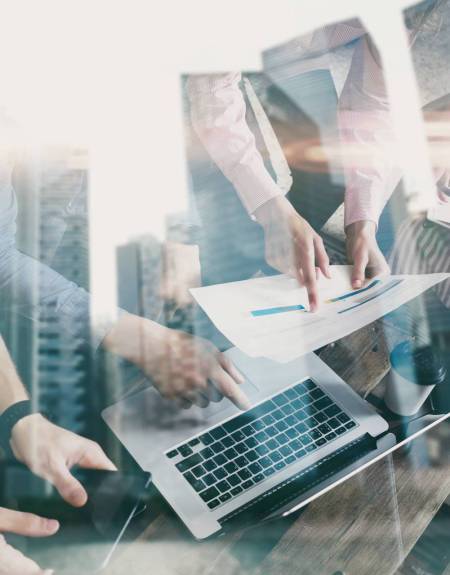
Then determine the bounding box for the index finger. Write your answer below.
[210,365,251,410]
[0,507,59,538]
[294,238,319,311]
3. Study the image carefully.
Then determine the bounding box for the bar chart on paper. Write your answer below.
[191,266,450,362]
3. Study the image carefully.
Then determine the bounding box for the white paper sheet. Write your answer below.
[190,266,450,363]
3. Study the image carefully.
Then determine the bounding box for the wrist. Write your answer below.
[253,196,294,228]
[346,220,377,239]
[102,313,167,365]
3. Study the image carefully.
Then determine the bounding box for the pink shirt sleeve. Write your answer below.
[339,36,403,228]
[186,73,283,215]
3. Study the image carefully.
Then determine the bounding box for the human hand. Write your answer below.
[0,508,57,575]
[10,415,116,507]
[254,196,331,311]
[103,314,250,410]
[346,221,390,289]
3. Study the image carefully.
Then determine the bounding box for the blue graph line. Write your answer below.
[251,304,306,317]
[338,279,403,314]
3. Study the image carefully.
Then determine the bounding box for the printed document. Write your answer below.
[190,266,449,362]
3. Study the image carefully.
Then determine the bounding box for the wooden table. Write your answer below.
[32,320,450,575]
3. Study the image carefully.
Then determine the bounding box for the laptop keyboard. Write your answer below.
[166,379,358,510]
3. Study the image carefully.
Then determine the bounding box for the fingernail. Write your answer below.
[45,519,59,533]
[353,280,362,289]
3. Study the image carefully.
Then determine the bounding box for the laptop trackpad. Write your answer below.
[195,379,260,419]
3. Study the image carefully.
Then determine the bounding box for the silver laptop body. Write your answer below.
[102,348,389,540]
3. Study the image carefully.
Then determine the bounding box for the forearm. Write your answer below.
[187,73,283,214]
[0,337,28,414]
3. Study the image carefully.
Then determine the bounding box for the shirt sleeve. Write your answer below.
[0,181,109,350]
[339,35,403,228]
[186,72,284,215]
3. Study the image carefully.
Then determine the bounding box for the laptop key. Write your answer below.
[248,462,263,474]
[217,480,231,493]
[272,409,284,420]
[222,436,234,448]
[167,449,178,459]
[213,454,226,466]
[242,425,254,437]
[228,474,241,487]
[203,473,217,486]
[262,414,276,425]
[231,430,246,443]
[210,427,227,440]
[255,431,269,443]
[318,423,332,435]
[273,394,289,407]
[238,468,252,481]
[245,437,258,449]
[269,451,282,463]
[259,456,272,469]
[306,444,317,452]
[246,450,258,462]
[253,473,264,483]
[208,499,220,509]
[286,428,299,439]
[276,433,289,445]
[178,445,193,457]
[335,426,346,435]
[310,388,324,400]
[266,438,278,450]
[338,413,351,423]
[280,445,293,457]
[199,433,214,446]
[224,462,238,474]
[285,388,297,400]
[315,397,333,410]
[231,486,243,496]
[281,404,294,416]
[265,426,278,437]
[345,421,356,429]
[300,434,312,446]
[213,468,227,481]
[325,405,341,418]
[252,420,265,431]
[235,455,249,467]
[210,442,224,454]
[219,493,232,503]
[288,439,302,451]
[295,449,306,459]
[316,438,326,446]
[291,399,303,410]
[204,459,217,472]
[192,479,206,492]
[275,420,288,433]
[235,442,248,454]
[295,422,308,434]
[188,438,201,447]
[224,447,238,460]
[310,430,321,440]
[285,415,297,427]
[315,412,327,423]
[325,432,337,440]
[242,479,254,489]
[328,417,340,429]
[285,455,296,465]
[192,465,206,478]
[176,453,202,472]
[274,461,286,471]
[200,447,214,459]
[255,444,269,456]
[264,467,276,477]
[200,486,220,502]
[305,416,318,429]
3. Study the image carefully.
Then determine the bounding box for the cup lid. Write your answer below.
[390,341,447,386]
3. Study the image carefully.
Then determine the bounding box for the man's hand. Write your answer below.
[254,196,331,311]
[0,509,57,575]
[10,415,116,507]
[346,221,390,289]
[103,314,250,410]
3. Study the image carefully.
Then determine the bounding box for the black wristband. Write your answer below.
[0,400,37,454]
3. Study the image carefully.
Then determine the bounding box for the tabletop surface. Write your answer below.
[31,320,450,575]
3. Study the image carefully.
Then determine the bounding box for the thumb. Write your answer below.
[0,507,59,538]
[48,459,88,508]
[351,248,368,289]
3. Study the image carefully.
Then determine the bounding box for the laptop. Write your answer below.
[102,347,392,540]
